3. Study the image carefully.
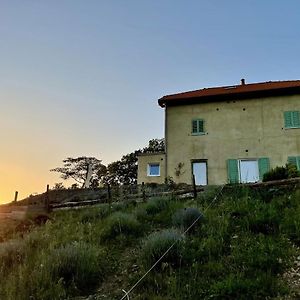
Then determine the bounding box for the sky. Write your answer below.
[0,0,300,203]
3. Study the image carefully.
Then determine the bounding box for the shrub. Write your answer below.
[144,197,170,215]
[263,164,300,182]
[286,163,300,178]
[141,229,183,269]
[48,242,105,294]
[101,212,143,240]
[172,207,203,231]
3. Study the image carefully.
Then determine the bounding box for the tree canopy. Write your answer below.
[104,138,165,185]
[51,138,164,187]
[50,156,106,188]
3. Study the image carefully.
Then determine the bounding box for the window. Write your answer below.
[227,157,270,183]
[192,119,205,135]
[284,111,300,128]
[147,163,160,176]
[288,156,300,170]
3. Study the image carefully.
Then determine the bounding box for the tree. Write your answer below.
[50,156,106,188]
[144,138,165,153]
[104,138,165,185]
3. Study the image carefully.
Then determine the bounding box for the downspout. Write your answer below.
[164,104,168,180]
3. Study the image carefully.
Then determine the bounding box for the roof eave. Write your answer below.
[157,86,300,108]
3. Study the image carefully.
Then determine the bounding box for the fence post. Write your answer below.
[142,182,146,202]
[45,184,50,213]
[14,191,18,203]
[192,175,197,200]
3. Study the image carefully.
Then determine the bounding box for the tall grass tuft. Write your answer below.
[48,242,105,293]
[0,241,106,300]
[144,197,171,215]
[0,240,25,273]
[101,212,143,241]
[172,207,203,231]
[141,229,183,269]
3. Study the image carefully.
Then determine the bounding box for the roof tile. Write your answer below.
[158,80,300,107]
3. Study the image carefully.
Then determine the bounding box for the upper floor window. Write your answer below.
[192,119,205,135]
[284,111,300,129]
[147,163,160,176]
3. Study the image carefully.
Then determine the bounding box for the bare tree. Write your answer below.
[50,156,107,188]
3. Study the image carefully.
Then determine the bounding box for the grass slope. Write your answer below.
[1,186,300,299]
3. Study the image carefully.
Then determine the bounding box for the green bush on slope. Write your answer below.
[101,212,143,241]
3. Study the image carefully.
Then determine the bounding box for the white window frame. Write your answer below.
[238,159,259,183]
[147,163,160,177]
[191,119,205,135]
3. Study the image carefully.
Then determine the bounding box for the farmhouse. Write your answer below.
[138,80,300,185]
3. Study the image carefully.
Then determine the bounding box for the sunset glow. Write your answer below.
[1,1,300,203]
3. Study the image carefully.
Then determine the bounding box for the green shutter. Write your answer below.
[258,157,270,181]
[288,156,297,166]
[284,111,300,128]
[292,111,300,127]
[198,120,204,133]
[288,156,300,170]
[284,112,293,128]
[227,159,239,183]
[192,120,198,133]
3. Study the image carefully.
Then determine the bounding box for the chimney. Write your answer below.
[241,78,245,85]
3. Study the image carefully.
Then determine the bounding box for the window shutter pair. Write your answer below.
[288,156,300,170]
[284,111,300,128]
[227,158,270,183]
[192,119,204,134]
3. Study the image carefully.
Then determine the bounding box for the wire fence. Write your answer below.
[119,184,225,300]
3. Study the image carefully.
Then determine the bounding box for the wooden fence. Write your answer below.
[3,183,199,213]
[4,177,300,217]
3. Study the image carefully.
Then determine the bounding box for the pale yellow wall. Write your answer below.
[166,95,300,185]
[137,153,166,184]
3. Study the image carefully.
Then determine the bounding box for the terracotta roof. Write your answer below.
[158,80,300,107]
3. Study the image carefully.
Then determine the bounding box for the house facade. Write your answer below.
[137,80,300,185]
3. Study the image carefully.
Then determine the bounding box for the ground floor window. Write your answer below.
[239,159,259,183]
[147,163,160,176]
[227,157,270,184]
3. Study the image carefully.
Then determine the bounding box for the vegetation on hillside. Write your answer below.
[0,185,300,299]
[263,163,300,182]
[51,138,165,188]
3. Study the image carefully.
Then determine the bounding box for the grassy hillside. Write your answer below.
[1,186,300,299]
